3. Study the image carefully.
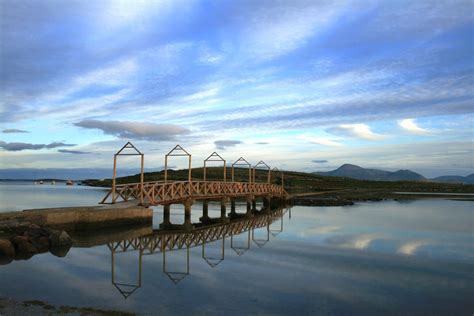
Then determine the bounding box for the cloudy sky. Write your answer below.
[0,0,473,177]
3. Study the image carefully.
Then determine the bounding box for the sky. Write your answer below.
[0,0,473,178]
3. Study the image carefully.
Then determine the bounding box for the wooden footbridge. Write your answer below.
[100,143,287,206]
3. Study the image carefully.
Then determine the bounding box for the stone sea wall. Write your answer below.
[0,204,153,231]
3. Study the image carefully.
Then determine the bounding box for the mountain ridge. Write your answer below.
[315,164,426,182]
[315,164,474,183]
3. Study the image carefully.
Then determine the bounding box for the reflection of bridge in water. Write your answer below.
[109,206,291,298]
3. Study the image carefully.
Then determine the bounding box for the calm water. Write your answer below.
[0,183,473,315]
[0,181,108,212]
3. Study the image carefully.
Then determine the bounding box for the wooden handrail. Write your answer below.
[103,180,287,205]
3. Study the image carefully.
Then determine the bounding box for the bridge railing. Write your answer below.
[100,180,287,205]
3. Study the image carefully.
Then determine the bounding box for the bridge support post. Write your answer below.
[159,204,172,229]
[183,199,194,230]
[199,200,210,223]
[220,198,229,222]
[229,200,237,217]
[246,196,254,218]
[252,199,257,211]
[263,195,271,208]
[262,196,272,214]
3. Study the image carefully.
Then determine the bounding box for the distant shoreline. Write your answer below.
[2,170,474,208]
[393,191,474,196]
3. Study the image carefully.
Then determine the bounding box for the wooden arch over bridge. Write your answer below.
[101,144,287,206]
[110,142,144,205]
[231,157,252,183]
[252,160,271,183]
[164,145,191,183]
[271,167,284,187]
[203,152,226,182]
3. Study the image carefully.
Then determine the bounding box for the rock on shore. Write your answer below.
[0,224,73,265]
[0,239,15,265]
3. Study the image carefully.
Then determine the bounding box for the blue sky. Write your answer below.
[0,0,473,177]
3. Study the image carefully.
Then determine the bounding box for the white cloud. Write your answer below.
[399,119,431,135]
[2,42,193,123]
[74,120,190,141]
[180,87,220,102]
[75,58,138,86]
[198,46,223,65]
[194,74,473,133]
[214,140,242,150]
[368,1,473,40]
[2,128,29,133]
[299,135,342,147]
[0,141,75,151]
[98,0,173,30]
[239,2,343,61]
[327,123,386,141]
[38,88,131,121]
[309,68,394,89]
[37,58,137,106]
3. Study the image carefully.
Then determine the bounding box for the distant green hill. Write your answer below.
[431,174,474,184]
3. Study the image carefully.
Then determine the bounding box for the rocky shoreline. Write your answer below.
[0,224,73,265]
[0,297,134,315]
[290,197,355,206]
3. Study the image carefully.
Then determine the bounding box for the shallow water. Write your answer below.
[0,183,473,315]
[0,181,108,212]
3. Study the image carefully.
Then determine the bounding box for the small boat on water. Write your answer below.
[51,180,56,185]
[39,180,44,185]
[66,180,73,186]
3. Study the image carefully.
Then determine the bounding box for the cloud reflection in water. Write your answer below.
[397,240,431,255]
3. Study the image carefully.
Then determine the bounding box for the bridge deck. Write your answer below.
[101,180,287,205]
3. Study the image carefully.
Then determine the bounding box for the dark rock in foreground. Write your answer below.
[0,224,73,265]
[0,239,15,265]
[11,235,38,256]
[49,230,73,248]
